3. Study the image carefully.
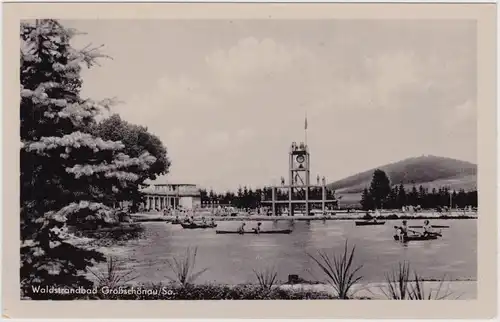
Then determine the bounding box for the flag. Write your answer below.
[304,115,308,130]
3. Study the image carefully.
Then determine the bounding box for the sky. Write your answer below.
[64,19,477,192]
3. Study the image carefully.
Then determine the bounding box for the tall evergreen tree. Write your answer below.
[20,20,157,298]
[360,188,374,210]
[396,183,407,208]
[368,169,391,209]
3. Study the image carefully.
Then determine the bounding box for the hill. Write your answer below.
[328,155,477,206]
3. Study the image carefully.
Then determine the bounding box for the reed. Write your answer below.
[252,266,279,291]
[307,240,363,299]
[408,273,454,300]
[380,261,412,300]
[89,256,138,289]
[165,246,208,287]
[381,261,454,300]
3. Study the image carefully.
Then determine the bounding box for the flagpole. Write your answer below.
[304,112,308,147]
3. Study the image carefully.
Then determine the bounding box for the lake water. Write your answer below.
[108,219,477,285]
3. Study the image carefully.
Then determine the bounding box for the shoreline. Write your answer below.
[131,211,477,223]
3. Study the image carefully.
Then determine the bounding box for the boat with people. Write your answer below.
[216,229,293,235]
[393,219,442,242]
[409,225,450,229]
[393,234,439,241]
[181,222,217,229]
[355,220,386,226]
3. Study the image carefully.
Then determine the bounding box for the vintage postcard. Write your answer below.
[2,1,497,319]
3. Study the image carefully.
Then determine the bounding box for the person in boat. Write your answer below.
[253,222,262,234]
[201,216,207,225]
[422,220,433,237]
[237,222,246,233]
[397,220,409,241]
[210,218,215,227]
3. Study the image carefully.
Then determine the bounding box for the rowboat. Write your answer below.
[181,222,217,229]
[409,225,450,229]
[393,234,439,242]
[216,229,293,235]
[355,221,386,226]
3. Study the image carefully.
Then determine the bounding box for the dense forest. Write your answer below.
[199,169,477,211]
[360,184,477,210]
[359,169,477,211]
[200,186,336,209]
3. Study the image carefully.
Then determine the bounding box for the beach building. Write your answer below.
[140,183,202,210]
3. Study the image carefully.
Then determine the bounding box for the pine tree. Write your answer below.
[360,188,374,210]
[451,190,457,209]
[418,185,427,208]
[387,186,398,209]
[368,169,391,209]
[20,20,157,299]
[407,185,418,206]
[396,183,407,208]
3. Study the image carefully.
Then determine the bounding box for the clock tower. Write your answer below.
[288,141,311,216]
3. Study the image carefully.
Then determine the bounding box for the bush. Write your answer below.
[91,283,336,300]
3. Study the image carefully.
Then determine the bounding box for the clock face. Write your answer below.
[296,155,305,164]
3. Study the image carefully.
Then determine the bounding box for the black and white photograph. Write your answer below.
[5,3,496,316]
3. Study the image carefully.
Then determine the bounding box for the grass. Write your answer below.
[165,246,208,287]
[307,240,363,299]
[380,261,454,300]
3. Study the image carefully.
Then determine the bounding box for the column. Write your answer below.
[322,186,326,214]
[271,187,276,216]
